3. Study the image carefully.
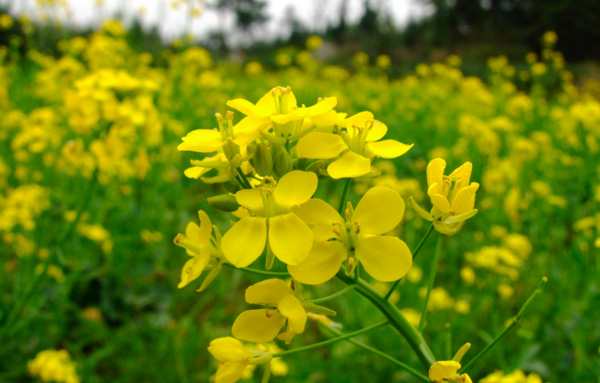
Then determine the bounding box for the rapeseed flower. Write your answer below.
[410,159,479,235]
[289,186,412,284]
[429,343,472,383]
[232,279,333,343]
[28,349,80,383]
[297,112,412,178]
[222,170,317,268]
[174,210,226,291]
[208,337,272,383]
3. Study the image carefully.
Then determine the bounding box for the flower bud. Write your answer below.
[273,147,292,178]
[304,160,326,174]
[207,194,240,212]
[252,142,273,177]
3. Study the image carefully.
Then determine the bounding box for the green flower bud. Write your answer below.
[251,142,273,177]
[273,147,292,178]
[305,160,326,174]
[207,194,240,212]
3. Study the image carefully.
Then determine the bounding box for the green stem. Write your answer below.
[308,285,357,304]
[418,233,443,331]
[338,178,352,215]
[385,223,435,299]
[460,277,548,373]
[236,168,252,189]
[223,263,290,277]
[337,272,437,368]
[326,324,429,382]
[272,320,388,358]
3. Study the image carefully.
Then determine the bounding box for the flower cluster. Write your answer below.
[27,349,80,383]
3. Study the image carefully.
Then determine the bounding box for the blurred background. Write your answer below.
[1,0,600,382]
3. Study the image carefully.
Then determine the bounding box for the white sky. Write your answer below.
[4,0,433,42]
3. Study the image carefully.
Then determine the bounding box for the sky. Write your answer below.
[5,0,433,42]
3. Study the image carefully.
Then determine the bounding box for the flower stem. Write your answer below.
[338,178,352,215]
[460,277,548,373]
[308,285,357,304]
[418,233,443,331]
[272,320,388,358]
[325,324,430,382]
[336,272,437,368]
[236,168,252,189]
[384,223,435,300]
[223,263,290,277]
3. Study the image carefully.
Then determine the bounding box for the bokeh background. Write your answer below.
[1,0,599,382]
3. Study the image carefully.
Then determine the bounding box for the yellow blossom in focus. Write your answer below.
[429,344,472,382]
[232,279,334,343]
[208,337,272,383]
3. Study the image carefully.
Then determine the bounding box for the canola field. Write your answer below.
[1,19,600,383]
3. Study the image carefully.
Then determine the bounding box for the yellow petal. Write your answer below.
[222,217,267,267]
[178,129,223,152]
[303,97,337,117]
[274,170,318,210]
[355,236,412,282]
[353,186,405,235]
[450,182,479,215]
[426,158,446,190]
[445,209,478,224]
[449,161,472,187]
[208,337,252,362]
[428,361,461,382]
[232,116,270,146]
[256,89,277,111]
[268,213,312,265]
[296,132,348,159]
[226,99,270,118]
[311,110,338,126]
[409,196,433,221]
[288,241,348,285]
[178,250,210,288]
[293,198,343,241]
[277,295,307,334]
[364,140,413,158]
[327,152,371,179]
[428,183,450,214]
[245,278,289,305]
[215,362,247,383]
[235,187,264,215]
[197,210,212,247]
[184,166,211,179]
[184,222,201,256]
[338,111,374,127]
[366,120,388,142]
[232,309,287,343]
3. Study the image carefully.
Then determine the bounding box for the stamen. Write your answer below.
[354,221,361,234]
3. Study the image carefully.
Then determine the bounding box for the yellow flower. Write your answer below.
[28,349,80,383]
[208,337,272,383]
[429,343,472,383]
[288,186,412,284]
[306,35,323,51]
[173,210,225,291]
[297,112,413,179]
[221,171,317,268]
[232,279,334,343]
[226,86,337,141]
[410,159,479,235]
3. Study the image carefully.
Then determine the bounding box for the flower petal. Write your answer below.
[427,158,446,190]
[277,295,307,334]
[215,362,247,383]
[338,111,374,128]
[178,129,223,153]
[232,309,286,343]
[288,241,348,285]
[184,166,211,179]
[293,198,344,241]
[429,361,461,382]
[327,152,371,179]
[353,186,405,235]
[364,140,413,159]
[245,278,289,306]
[232,116,270,146]
[197,210,212,247]
[208,337,252,362]
[184,222,201,256]
[450,182,479,215]
[268,213,313,265]
[222,217,267,267]
[304,97,337,117]
[428,183,450,214]
[366,120,388,142]
[296,132,348,159]
[355,236,412,282]
[178,250,210,288]
[274,170,318,210]
[235,187,264,215]
[226,99,270,118]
